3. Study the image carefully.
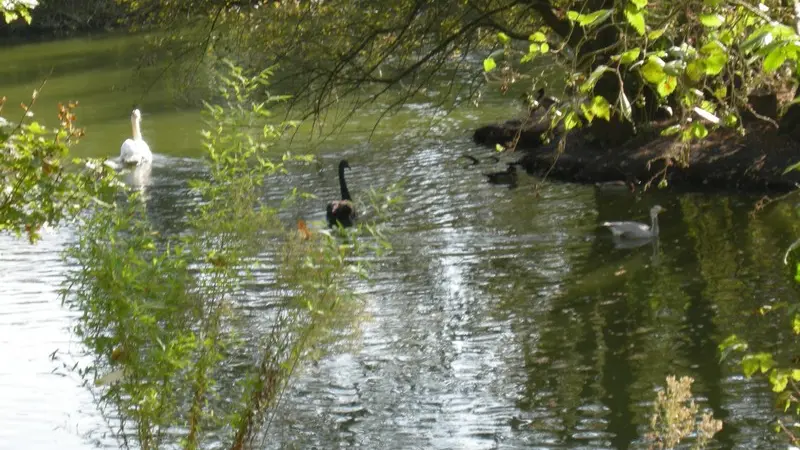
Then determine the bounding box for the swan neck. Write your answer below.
[339,165,351,201]
[131,115,143,141]
[651,213,659,236]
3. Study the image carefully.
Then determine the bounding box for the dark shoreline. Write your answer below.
[474,121,800,193]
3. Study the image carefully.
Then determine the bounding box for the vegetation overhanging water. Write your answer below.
[2,26,800,450]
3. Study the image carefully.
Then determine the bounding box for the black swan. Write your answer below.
[326,160,356,227]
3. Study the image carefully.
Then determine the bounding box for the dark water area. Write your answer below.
[1,33,800,449]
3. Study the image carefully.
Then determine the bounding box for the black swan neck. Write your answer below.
[339,164,351,201]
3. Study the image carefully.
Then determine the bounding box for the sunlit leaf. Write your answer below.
[648,28,665,40]
[690,122,709,139]
[580,64,609,93]
[497,32,510,44]
[619,48,641,64]
[641,57,666,83]
[540,43,550,53]
[624,6,646,36]
[686,60,706,81]
[578,9,612,27]
[770,370,789,392]
[656,76,678,98]
[700,13,725,28]
[757,352,775,373]
[661,125,681,136]
[529,32,547,42]
[483,57,497,72]
[704,53,728,75]
[590,96,612,121]
[742,355,759,377]
[764,46,787,72]
[786,161,800,174]
[630,0,648,9]
[564,111,582,130]
[741,29,773,53]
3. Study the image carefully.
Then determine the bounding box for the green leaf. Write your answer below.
[704,53,728,75]
[580,64,609,93]
[581,104,595,122]
[792,369,800,381]
[619,92,632,121]
[656,76,677,97]
[579,9,612,27]
[764,46,787,72]
[661,125,681,136]
[529,32,547,42]
[564,111,582,130]
[483,57,497,72]
[686,60,706,81]
[495,143,505,152]
[540,43,550,53]
[700,13,725,28]
[630,0,648,9]
[619,48,641,64]
[756,352,775,373]
[624,5,646,36]
[648,29,665,40]
[497,32,510,44]
[691,122,709,139]
[742,355,759,377]
[567,10,580,21]
[658,179,668,189]
[590,96,612,121]
[641,57,666,83]
[788,161,800,176]
[741,29,773,53]
[719,334,748,356]
[770,370,789,392]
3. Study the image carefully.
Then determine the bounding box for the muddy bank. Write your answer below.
[474,120,800,193]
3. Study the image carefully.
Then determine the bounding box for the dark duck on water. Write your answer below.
[326,159,357,228]
[484,163,519,188]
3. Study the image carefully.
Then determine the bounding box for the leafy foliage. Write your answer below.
[2,0,35,24]
[645,375,723,450]
[109,0,800,145]
[61,61,397,449]
[0,91,120,242]
[719,245,800,445]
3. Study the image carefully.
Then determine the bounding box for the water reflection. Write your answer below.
[0,135,797,449]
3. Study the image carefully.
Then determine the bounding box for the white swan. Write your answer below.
[602,205,666,240]
[119,109,152,166]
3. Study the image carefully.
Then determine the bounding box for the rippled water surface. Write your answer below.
[2,34,800,450]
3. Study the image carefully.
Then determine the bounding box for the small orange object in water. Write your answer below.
[297,219,312,240]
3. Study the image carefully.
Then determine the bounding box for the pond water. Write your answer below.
[2,33,800,450]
